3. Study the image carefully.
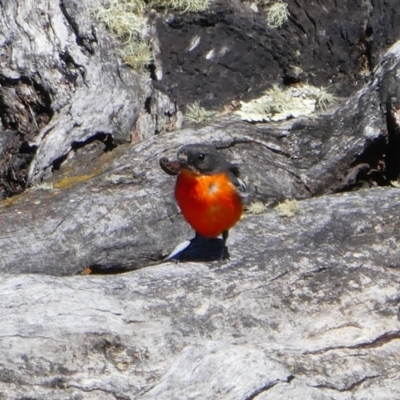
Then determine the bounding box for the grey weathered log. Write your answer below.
[0,187,399,399]
[0,0,152,193]
[1,0,399,199]
[1,1,400,398]
[1,40,400,274]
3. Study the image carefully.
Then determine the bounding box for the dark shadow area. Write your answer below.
[385,101,400,181]
[78,236,230,276]
[167,235,229,262]
[83,255,167,275]
[333,135,388,193]
[154,0,400,111]
[0,75,52,199]
[71,132,117,153]
[87,265,138,275]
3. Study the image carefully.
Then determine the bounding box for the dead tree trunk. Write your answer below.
[0,0,399,398]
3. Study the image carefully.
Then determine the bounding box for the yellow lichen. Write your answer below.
[53,174,98,190]
[275,199,298,217]
[0,193,24,208]
[247,201,267,214]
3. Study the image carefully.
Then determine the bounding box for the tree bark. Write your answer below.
[0,0,400,398]
[1,187,400,398]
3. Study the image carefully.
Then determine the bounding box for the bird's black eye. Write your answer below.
[198,153,205,161]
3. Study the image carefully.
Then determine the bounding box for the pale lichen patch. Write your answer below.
[185,101,216,123]
[275,199,299,217]
[266,0,289,29]
[236,84,336,122]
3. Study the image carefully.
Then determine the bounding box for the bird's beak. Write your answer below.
[178,151,188,168]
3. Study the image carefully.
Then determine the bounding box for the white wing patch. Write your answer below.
[165,240,191,260]
[237,178,247,193]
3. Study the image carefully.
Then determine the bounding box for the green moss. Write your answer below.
[97,0,147,40]
[315,89,336,111]
[254,0,271,5]
[33,182,54,191]
[123,41,154,70]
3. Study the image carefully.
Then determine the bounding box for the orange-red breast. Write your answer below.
[174,144,245,243]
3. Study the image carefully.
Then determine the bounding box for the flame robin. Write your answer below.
[161,144,246,246]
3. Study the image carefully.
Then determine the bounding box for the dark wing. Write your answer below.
[228,164,247,193]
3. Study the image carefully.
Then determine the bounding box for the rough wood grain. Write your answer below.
[0,187,399,399]
[0,39,399,275]
[1,0,399,199]
[155,0,400,109]
[0,0,151,196]
[0,1,400,398]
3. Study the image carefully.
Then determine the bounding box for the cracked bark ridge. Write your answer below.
[0,0,151,198]
[0,0,399,199]
[1,40,400,275]
[0,188,399,399]
[0,3,400,398]
[154,0,400,110]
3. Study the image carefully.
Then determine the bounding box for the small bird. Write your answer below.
[173,144,246,246]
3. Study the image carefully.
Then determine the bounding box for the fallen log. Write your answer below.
[0,187,399,398]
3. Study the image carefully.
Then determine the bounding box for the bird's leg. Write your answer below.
[222,230,229,246]
[220,230,229,261]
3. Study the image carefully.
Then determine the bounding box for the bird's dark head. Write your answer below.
[177,144,231,175]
